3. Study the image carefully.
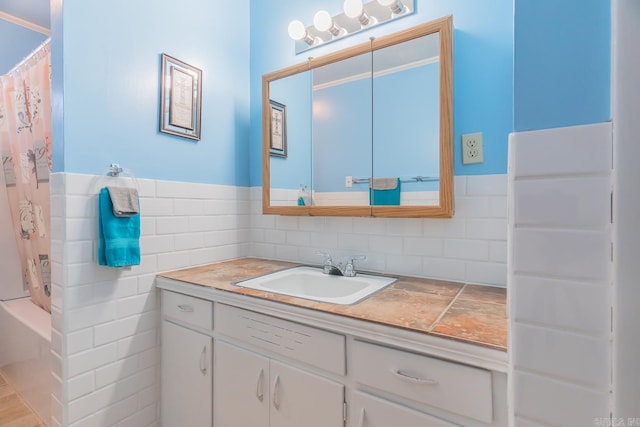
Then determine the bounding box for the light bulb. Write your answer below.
[376,0,404,14]
[343,0,364,18]
[287,20,307,41]
[313,10,333,32]
[344,0,375,26]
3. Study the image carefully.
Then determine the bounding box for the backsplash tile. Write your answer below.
[251,174,508,286]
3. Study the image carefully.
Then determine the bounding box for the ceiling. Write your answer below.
[0,0,50,30]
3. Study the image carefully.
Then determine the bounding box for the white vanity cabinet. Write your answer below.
[215,340,345,427]
[161,292,213,427]
[157,284,507,427]
[214,304,346,427]
[348,391,458,427]
[350,340,493,424]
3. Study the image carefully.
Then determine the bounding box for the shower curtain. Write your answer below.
[0,40,52,313]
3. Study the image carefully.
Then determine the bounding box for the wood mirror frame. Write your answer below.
[262,16,453,218]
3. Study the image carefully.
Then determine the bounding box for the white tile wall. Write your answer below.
[251,174,508,286]
[508,122,613,426]
[50,173,251,427]
[50,172,507,426]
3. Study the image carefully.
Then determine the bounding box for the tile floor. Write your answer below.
[0,371,44,427]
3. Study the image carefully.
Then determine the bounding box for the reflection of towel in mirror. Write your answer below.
[370,178,401,206]
[98,188,140,267]
[107,186,139,217]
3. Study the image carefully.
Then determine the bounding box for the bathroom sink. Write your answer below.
[233,266,397,305]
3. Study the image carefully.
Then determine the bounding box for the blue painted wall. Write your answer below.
[46,0,611,186]
[514,0,611,131]
[249,0,515,186]
[0,20,47,74]
[52,0,251,185]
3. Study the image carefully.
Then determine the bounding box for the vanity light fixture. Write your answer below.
[376,0,405,15]
[288,20,321,46]
[287,0,415,54]
[343,0,376,27]
[314,10,347,37]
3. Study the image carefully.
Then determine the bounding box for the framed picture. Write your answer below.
[160,53,202,140]
[269,100,287,158]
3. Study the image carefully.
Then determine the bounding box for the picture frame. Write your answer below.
[160,53,202,141]
[269,100,287,158]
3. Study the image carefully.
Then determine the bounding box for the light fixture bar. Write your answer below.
[289,0,415,54]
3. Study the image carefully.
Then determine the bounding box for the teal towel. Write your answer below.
[98,187,140,267]
[370,178,401,206]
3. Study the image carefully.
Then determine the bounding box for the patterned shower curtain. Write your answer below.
[0,40,52,313]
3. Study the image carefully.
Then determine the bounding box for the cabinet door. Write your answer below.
[270,360,344,427]
[348,391,458,427]
[161,321,212,427]
[214,340,270,427]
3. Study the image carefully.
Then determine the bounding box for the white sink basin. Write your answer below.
[233,266,397,305]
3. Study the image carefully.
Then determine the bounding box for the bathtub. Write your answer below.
[0,297,51,425]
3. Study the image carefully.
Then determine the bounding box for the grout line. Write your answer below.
[513,319,610,340]
[428,284,466,332]
[514,366,610,393]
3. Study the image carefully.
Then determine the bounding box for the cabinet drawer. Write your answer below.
[216,304,346,375]
[162,290,212,330]
[351,340,492,423]
[349,390,458,427]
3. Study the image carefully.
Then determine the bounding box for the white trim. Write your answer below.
[313,56,439,91]
[0,11,50,36]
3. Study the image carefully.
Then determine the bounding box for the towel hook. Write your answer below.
[108,163,123,177]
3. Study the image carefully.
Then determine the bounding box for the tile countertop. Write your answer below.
[158,258,507,351]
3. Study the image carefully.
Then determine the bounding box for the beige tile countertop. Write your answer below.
[158,258,507,351]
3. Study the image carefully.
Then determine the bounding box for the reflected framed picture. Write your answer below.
[160,53,202,141]
[269,100,287,158]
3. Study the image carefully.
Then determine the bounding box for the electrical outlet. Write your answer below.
[345,176,353,188]
[462,132,484,164]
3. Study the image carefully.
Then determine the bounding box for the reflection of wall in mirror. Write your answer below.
[313,76,371,195]
[269,73,312,192]
[311,62,440,197]
[374,61,440,193]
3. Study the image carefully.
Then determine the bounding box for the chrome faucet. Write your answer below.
[316,252,366,277]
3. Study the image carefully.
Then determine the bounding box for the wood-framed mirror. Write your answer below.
[262,16,453,218]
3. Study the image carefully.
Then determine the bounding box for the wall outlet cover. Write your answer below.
[462,132,484,164]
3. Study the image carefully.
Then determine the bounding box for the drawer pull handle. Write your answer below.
[358,408,366,427]
[256,368,264,402]
[391,369,438,385]
[177,304,194,313]
[272,375,281,410]
[199,345,208,375]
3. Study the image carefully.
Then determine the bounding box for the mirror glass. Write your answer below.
[312,51,372,206]
[263,17,453,217]
[372,33,440,206]
[268,70,312,206]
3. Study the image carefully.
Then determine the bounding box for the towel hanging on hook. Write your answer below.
[97,163,141,268]
[98,163,139,191]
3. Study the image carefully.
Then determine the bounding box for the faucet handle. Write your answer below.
[316,251,333,273]
[343,255,366,277]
